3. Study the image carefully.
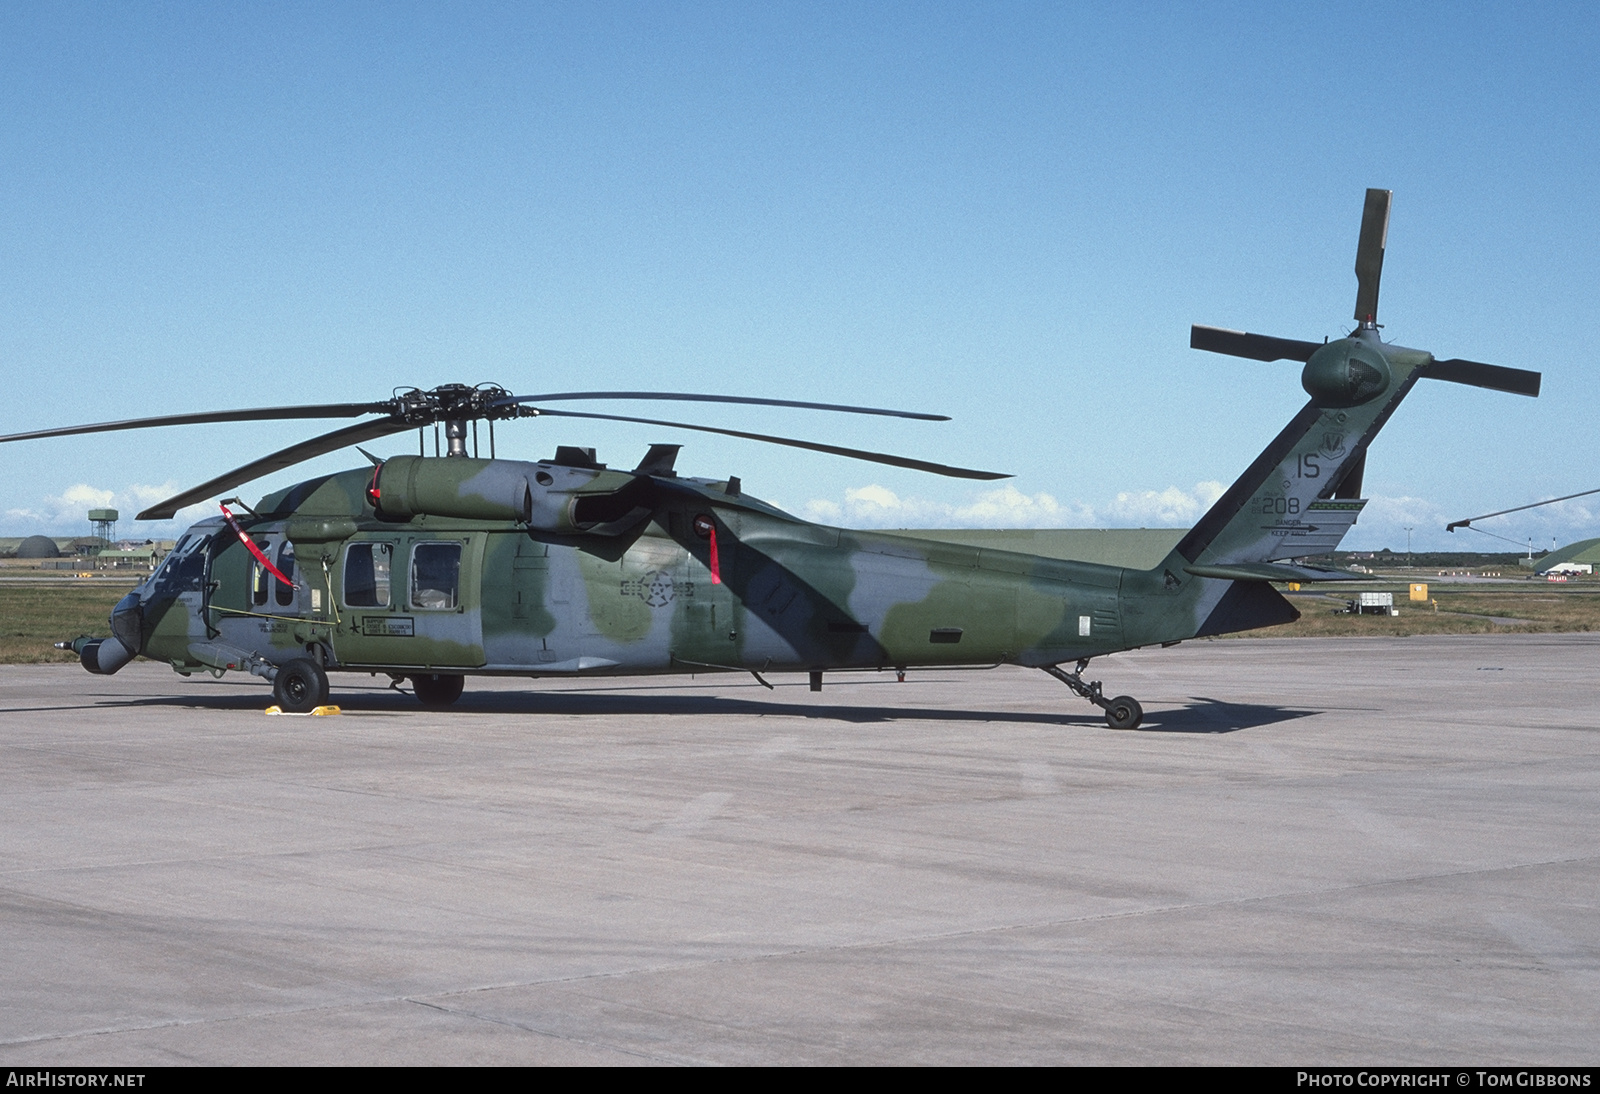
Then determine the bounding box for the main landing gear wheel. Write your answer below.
[273,657,329,714]
[412,672,465,708]
[1104,695,1143,731]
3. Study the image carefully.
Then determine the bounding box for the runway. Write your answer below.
[2,634,1597,1065]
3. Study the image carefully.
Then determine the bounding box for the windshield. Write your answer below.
[150,532,212,596]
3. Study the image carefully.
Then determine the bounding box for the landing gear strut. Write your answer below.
[1041,659,1143,730]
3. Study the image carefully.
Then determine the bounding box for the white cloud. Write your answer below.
[1345,492,1600,554]
[4,483,212,540]
[1105,481,1227,525]
[802,484,1085,528]
[800,479,1600,555]
[1338,494,1451,553]
[801,482,1228,529]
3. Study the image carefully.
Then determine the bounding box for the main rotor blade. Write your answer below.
[531,408,1010,480]
[1354,188,1391,325]
[496,391,949,421]
[1424,358,1542,398]
[136,417,413,520]
[1447,485,1600,531]
[0,402,392,445]
[1190,325,1321,362]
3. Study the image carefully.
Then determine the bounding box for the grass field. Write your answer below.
[4,581,1600,664]
[0,582,140,663]
[1262,587,1600,638]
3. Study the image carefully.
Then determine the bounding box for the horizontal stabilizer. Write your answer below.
[1424,359,1541,398]
[1190,325,1321,363]
[1184,562,1365,583]
[1198,497,1368,562]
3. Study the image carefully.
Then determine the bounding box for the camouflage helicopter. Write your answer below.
[4,190,1540,727]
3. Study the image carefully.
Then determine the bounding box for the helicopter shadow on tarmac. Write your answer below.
[18,680,1323,733]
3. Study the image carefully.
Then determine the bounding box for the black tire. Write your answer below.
[273,657,329,714]
[412,672,465,708]
[1105,695,1142,730]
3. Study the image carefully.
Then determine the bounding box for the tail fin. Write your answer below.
[1134,188,1541,644]
[1179,189,1540,570]
[1174,334,1420,568]
[1125,334,1429,643]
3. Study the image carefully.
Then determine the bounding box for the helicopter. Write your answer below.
[3,190,1541,728]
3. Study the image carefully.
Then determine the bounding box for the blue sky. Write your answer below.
[3,2,1596,551]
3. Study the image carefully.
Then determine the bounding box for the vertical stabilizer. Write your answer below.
[1173,333,1423,568]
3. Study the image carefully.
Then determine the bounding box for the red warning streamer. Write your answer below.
[220,504,294,586]
[693,513,723,585]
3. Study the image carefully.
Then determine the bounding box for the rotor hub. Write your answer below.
[388,384,522,426]
[1301,338,1392,408]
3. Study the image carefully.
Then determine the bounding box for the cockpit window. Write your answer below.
[153,533,212,594]
[344,542,392,608]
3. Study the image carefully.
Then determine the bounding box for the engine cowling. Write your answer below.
[370,456,655,536]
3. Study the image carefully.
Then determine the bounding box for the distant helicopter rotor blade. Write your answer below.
[1354,188,1391,325]
[494,391,950,421]
[531,408,1011,480]
[0,402,393,445]
[136,417,412,520]
[1189,325,1321,362]
[1423,358,1542,398]
[1446,486,1600,532]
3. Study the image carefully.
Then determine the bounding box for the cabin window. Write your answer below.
[344,542,393,608]
[274,542,297,607]
[410,542,461,610]
[251,539,271,606]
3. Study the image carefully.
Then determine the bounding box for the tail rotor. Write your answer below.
[1189,189,1540,400]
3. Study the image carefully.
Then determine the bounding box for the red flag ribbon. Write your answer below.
[707,523,721,585]
[221,504,295,586]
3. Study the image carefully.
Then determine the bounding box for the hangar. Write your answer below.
[1534,537,1600,575]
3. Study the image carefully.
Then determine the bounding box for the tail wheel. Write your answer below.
[412,673,465,708]
[1105,695,1142,730]
[273,657,329,714]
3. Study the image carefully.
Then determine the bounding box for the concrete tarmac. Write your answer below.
[1,634,1597,1065]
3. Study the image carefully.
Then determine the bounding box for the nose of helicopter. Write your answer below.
[109,591,144,653]
[57,591,144,675]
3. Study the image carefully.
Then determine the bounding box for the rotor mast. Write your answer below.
[396,384,516,458]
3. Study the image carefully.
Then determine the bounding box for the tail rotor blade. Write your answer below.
[1425,358,1542,398]
[1190,325,1320,362]
[1354,188,1392,325]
